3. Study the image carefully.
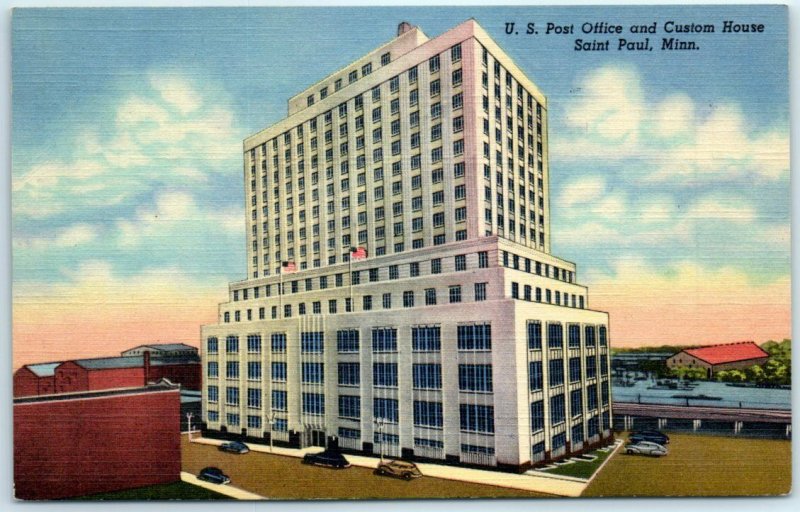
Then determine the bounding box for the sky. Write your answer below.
[10,5,790,368]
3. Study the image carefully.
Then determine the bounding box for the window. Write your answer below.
[362,295,373,311]
[569,324,581,348]
[550,394,566,424]
[403,290,415,307]
[458,364,493,392]
[225,387,239,406]
[410,262,420,277]
[449,285,462,303]
[548,323,563,348]
[474,282,487,301]
[459,404,494,433]
[271,362,287,381]
[301,332,324,353]
[247,361,262,380]
[569,357,582,382]
[549,358,565,386]
[429,54,440,73]
[339,427,360,439]
[511,282,519,299]
[423,288,437,306]
[382,293,392,309]
[247,388,261,408]
[413,401,443,428]
[302,362,324,384]
[478,251,489,268]
[451,43,462,62]
[207,361,218,378]
[431,258,442,274]
[338,362,360,386]
[413,364,442,389]
[337,329,359,352]
[372,328,397,352]
[247,334,262,353]
[226,362,239,379]
[412,326,441,351]
[571,389,583,417]
[339,395,361,419]
[585,325,597,347]
[227,413,240,426]
[302,393,325,415]
[374,398,399,422]
[452,68,462,86]
[529,361,543,390]
[586,355,597,379]
[271,333,287,352]
[207,336,219,354]
[531,400,544,432]
[207,385,218,403]
[599,326,608,346]
[226,335,239,353]
[457,324,492,350]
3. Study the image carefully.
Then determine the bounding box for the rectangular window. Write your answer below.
[413,401,444,428]
[459,404,494,433]
[474,282,487,301]
[587,355,597,379]
[301,332,324,353]
[549,358,565,386]
[585,325,597,347]
[412,364,442,389]
[302,362,324,384]
[374,398,399,423]
[403,290,415,308]
[225,387,239,406]
[207,385,218,403]
[457,324,492,350]
[226,335,239,353]
[226,362,239,379]
[247,334,262,353]
[571,389,583,417]
[455,254,467,271]
[449,285,462,303]
[531,400,544,432]
[458,364,493,392]
[372,328,398,352]
[336,329,359,352]
[338,395,361,419]
[424,288,437,305]
[302,393,325,415]
[207,337,218,354]
[550,394,566,424]
[412,326,441,351]
[207,361,218,378]
[247,388,261,408]
[569,357,582,382]
[338,362,360,386]
[373,363,398,387]
[271,362,287,382]
[548,323,563,348]
[568,324,581,348]
[529,361,543,390]
[247,361,262,381]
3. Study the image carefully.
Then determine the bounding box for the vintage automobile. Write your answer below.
[197,467,231,484]
[302,449,351,469]
[219,441,250,454]
[375,460,423,480]
[625,441,668,457]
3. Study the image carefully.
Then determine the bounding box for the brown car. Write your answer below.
[375,460,423,480]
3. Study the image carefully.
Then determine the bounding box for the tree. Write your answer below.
[745,364,765,384]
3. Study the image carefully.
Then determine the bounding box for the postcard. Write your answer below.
[11,4,790,501]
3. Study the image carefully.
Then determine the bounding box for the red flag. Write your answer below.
[350,247,367,260]
[281,261,297,273]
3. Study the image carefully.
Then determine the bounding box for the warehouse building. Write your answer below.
[666,341,769,377]
[201,19,612,472]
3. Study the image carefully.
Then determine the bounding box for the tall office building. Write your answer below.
[201,19,612,472]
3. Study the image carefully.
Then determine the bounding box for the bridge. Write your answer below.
[613,402,791,438]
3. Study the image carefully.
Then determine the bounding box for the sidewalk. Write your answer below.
[180,471,265,500]
[189,435,589,497]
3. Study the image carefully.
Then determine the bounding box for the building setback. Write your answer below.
[666,341,769,377]
[201,19,612,472]
[14,384,181,500]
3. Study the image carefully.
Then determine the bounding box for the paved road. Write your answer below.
[184,434,586,498]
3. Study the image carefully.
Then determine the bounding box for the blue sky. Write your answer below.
[11,6,790,348]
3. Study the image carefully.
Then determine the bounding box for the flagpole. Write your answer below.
[348,250,353,310]
[279,264,284,316]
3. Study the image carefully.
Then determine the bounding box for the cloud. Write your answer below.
[13,223,99,250]
[686,194,756,223]
[558,175,606,207]
[552,64,789,183]
[12,72,241,221]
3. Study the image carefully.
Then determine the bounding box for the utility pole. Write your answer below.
[186,412,194,441]
[267,411,276,452]
[374,418,385,462]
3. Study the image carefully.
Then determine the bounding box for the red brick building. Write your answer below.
[14,383,181,500]
[666,341,770,377]
[14,351,201,398]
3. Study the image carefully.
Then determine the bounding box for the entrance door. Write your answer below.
[311,430,326,447]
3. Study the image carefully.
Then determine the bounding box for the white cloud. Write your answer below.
[13,223,99,250]
[149,74,202,115]
[553,65,789,183]
[686,194,756,223]
[558,175,606,207]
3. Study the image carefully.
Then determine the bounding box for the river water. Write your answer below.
[612,379,791,410]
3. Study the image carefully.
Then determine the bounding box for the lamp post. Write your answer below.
[374,418,385,462]
[186,412,194,441]
[267,411,276,452]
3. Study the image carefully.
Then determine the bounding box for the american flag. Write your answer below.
[350,247,368,260]
[281,261,297,273]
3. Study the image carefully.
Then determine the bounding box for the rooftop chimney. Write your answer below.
[397,21,413,36]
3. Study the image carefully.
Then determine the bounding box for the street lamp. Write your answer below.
[374,417,385,462]
[186,412,194,441]
[266,411,276,452]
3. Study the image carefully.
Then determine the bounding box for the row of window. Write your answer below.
[233,251,491,302]
[207,324,491,356]
[528,359,610,391]
[526,322,608,349]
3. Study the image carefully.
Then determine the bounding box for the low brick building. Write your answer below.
[666,341,769,377]
[121,343,199,358]
[14,383,181,500]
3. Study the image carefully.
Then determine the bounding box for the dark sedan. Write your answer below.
[219,441,250,454]
[302,449,351,469]
[197,467,231,485]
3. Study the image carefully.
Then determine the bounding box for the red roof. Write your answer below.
[682,342,768,365]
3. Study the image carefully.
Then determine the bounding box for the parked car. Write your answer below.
[197,467,231,484]
[629,430,670,445]
[302,449,351,469]
[375,460,423,480]
[219,441,250,454]
[625,441,668,457]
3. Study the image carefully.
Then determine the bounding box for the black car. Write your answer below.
[629,430,670,445]
[197,467,231,485]
[219,441,250,454]
[302,449,351,469]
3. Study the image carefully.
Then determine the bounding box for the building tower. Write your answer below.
[201,19,612,472]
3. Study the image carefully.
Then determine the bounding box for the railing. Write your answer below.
[338,437,361,451]
[459,451,496,466]
[414,445,444,460]
[551,445,566,458]
[375,443,401,458]
[271,430,289,442]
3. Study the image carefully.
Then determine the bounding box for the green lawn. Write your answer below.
[72,481,231,500]
[584,433,791,497]
[538,447,613,480]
